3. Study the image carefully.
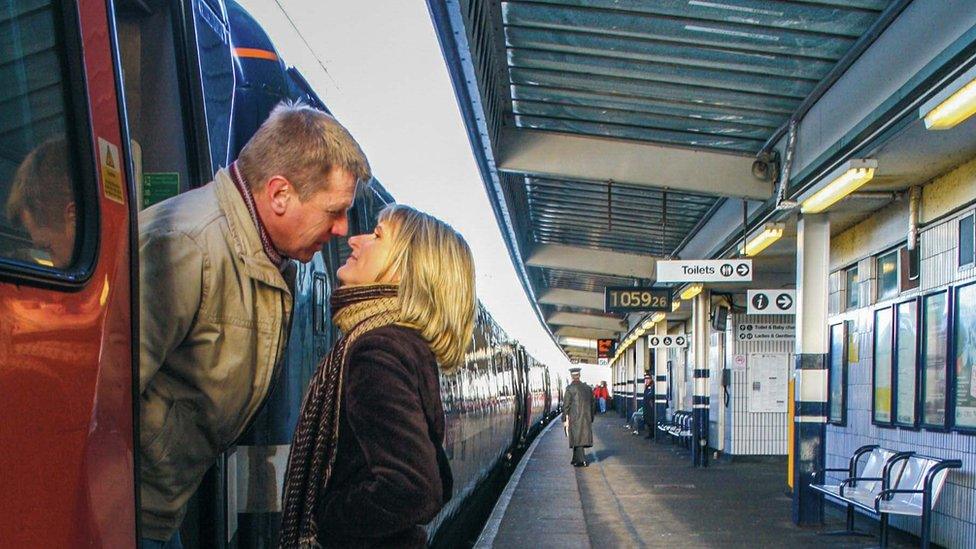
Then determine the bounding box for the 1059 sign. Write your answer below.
[605,286,671,312]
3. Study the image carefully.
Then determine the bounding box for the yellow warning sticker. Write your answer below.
[98,136,125,204]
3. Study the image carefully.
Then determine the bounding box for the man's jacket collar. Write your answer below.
[213,168,291,294]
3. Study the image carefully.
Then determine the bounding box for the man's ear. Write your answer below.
[264,176,294,216]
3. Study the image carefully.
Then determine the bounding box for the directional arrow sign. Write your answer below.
[747,290,796,315]
[646,334,689,349]
[657,259,753,282]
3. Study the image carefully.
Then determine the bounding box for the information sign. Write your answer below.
[656,259,753,282]
[604,286,671,313]
[747,290,796,315]
[734,321,794,342]
[747,353,789,413]
[646,334,689,349]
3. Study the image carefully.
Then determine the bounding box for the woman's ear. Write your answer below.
[64,200,76,225]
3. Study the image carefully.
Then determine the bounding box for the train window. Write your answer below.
[893,299,918,427]
[0,0,95,279]
[872,307,893,425]
[827,323,846,425]
[876,250,899,301]
[920,291,948,429]
[845,265,860,310]
[960,214,975,268]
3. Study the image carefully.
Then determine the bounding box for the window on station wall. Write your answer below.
[877,250,900,301]
[873,307,894,425]
[921,291,949,429]
[846,265,860,310]
[828,323,847,425]
[953,282,976,431]
[960,214,975,268]
[0,0,96,280]
[893,299,919,427]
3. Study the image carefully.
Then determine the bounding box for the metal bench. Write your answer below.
[656,411,693,447]
[812,444,961,548]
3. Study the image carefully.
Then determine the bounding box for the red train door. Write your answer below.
[0,1,136,546]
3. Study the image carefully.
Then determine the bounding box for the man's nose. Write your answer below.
[331,216,349,237]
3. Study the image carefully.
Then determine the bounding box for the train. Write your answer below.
[0,0,562,547]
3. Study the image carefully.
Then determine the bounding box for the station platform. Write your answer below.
[476,415,919,549]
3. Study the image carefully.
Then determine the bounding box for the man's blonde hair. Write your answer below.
[237,100,370,199]
[379,205,476,372]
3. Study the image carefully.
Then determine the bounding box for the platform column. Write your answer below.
[792,214,830,525]
[654,322,669,438]
[635,335,649,426]
[692,289,710,467]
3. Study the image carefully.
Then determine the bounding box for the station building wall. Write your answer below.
[722,314,795,456]
[825,156,976,548]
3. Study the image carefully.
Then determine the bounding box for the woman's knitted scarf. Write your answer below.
[278,283,400,548]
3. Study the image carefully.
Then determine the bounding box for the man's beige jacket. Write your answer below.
[138,169,293,540]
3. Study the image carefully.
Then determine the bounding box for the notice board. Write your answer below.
[747,353,789,413]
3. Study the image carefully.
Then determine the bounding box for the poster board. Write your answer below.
[747,353,789,413]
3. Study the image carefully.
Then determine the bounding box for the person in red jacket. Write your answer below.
[593,381,610,414]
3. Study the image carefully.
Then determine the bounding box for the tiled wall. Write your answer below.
[826,204,976,548]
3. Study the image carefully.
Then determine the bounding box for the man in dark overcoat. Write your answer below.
[562,367,594,467]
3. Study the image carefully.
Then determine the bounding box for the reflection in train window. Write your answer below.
[0,1,89,273]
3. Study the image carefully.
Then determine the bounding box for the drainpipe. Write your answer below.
[908,185,922,280]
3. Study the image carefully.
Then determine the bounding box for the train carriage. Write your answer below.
[0,1,557,547]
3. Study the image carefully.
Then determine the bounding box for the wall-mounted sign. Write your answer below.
[734,322,794,342]
[647,334,689,348]
[604,286,671,313]
[598,358,609,366]
[747,289,796,315]
[597,339,616,359]
[656,259,753,282]
[570,357,581,364]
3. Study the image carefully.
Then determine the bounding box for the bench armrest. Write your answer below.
[881,452,915,492]
[839,477,882,497]
[874,489,923,512]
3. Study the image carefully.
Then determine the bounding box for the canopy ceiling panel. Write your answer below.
[430,0,897,357]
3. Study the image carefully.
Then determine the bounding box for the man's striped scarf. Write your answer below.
[278,283,400,548]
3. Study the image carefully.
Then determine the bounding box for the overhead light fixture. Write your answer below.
[800,159,878,214]
[672,300,681,312]
[641,318,654,330]
[636,328,646,337]
[651,312,666,323]
[680,283,703,301]
[740,223,785,256]
[923,76,976,130]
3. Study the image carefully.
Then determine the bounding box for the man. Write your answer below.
[4,136,76,268]
[643,373,654,439]
[138,101,370,548]
[562,367,594,467]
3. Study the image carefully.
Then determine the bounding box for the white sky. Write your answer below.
[236,1,571,372]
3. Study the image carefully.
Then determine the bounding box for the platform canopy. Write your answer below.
[428,0,909,362]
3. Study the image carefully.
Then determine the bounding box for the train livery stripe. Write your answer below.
[234,47,278,61]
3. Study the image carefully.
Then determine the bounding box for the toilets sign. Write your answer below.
[656,259,753,282]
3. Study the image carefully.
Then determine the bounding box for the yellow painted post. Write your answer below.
[787,377,795,491]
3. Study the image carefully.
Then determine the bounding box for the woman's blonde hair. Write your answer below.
[379,205,476,372]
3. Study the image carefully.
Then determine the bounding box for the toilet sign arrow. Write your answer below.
[747,290,796,315]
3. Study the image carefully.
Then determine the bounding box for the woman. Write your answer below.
[279,205,476,548]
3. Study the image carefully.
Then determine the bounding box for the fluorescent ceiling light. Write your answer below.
[800,159,878,214]
[680,283,703,301]
[651,312,666,323]
[924,77,976,130]
[741,223,785,256]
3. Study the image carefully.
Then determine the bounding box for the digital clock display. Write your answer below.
[604,286,672,313]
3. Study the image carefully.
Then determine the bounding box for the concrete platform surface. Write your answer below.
[480,414,920,548]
